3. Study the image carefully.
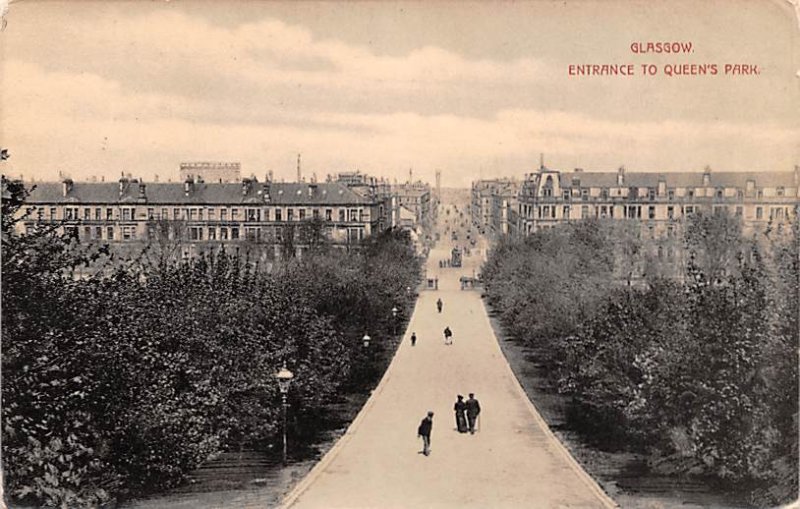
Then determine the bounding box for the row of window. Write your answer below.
[39,206,370,223]
[537,186,788,200]
[523,204,793,221]
[48,224,367,243]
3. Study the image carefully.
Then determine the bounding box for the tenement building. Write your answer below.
[19,175,387,259]
[517,166,799,236]
[470,178,520,237]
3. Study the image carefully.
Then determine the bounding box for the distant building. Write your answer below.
[179,162,241,183]
[470,178,520,237]
[391,182,432,230]
[19,175,386,260]
[516,166,799,236]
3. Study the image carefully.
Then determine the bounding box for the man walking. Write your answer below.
[436,298,443,313]
[443,326,453,345]
[417,411,434,456]
[466,393,481,434]
[410,332,417,346]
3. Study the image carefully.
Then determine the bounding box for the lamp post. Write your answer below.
[274,363,294,464]
[391,306,398,335]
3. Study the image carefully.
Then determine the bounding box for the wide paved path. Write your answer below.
[281,239,618,509]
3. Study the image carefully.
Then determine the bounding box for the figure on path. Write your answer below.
[436,298,443,313]
[454,395,468,433]
[411,332,417,346]
[417,411,434,456]
[443,326,453,345]
[466,393,481,434]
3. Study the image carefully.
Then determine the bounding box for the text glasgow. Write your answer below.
[630,41,693,54]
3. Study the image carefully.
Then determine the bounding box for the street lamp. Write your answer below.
[274,363,294,464]
[391,306,398,335]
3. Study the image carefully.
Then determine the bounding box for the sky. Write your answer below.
[1,0,798,187]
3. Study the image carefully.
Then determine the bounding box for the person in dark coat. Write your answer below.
[417,411,434,456]
[436,298,443,313]
[411,332,417,346]
[443,326,453,345]
[454,395,468,433]
[466,393,481,434]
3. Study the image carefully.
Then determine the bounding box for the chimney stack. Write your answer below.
[617,166,625,186]
[703,165,711,186]
[62,178,73,197]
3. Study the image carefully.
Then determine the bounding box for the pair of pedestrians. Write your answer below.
[417,393,483,457]
[454,393,481,434]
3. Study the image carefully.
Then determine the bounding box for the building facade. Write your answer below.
[18,176,387,259]
[470,178,520,237]
[517,166,799,236]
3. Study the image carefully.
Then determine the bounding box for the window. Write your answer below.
[189,227,203,241]
[275,209,282,221]
[772,208,784,220]
[581,189,589,201]
[736,189,744,200]
[562,189,570,200]
[95,226,102,239]
[648,188,656,201]
[160,208,168,220]
[581,205,589,219]
[245,227,260,242]
[208,208,216,220]
[756,207,763,219]
[687,190,695,199]
[121,208,132,221]
[313,209,320,220]
[563,206,570,218]
[735,206,743,216]
[173,208,180,220]
[685,206,695,215]
[221,209,228,221]
[339,209,345,222]
[220,227,228,240]
[147,208,155,220]
[648,206,655,219]
[263,209,269,221]
[95,208,102,220]
[668,190,675,201]
[359,209,365,222]
[107,226,114,240]
[231,227,240,240]
[231,209,239,221]
[122,225,136,240]
[349,208,358,221]
[246,208,260,221]
[287,209,294,221]
[716,188,724,199]
[601,188,609,200]
[50,207,57,220]
[777,186,785,197]
[84,226,92,238]
[208,227,216,240]
[599,205,608,218]
[667,206,674,219]
[65,207,76,220]
[325,209,332,221]
[667,225,674,238]
[298,209,306,221]
[84,208,91,220]
[188,209,196,221]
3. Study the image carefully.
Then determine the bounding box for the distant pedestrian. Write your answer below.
[417,411,434,456]
[411,332,417,346]
[454,395,468,433]
[466,393,481,434]
[443,326,453,345]
[436,298,443,313]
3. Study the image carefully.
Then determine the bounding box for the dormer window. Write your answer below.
[777,186,785,197]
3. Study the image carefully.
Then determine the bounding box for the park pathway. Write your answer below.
[281,237,618,508]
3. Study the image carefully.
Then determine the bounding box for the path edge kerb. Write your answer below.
[479,297,620,509]
[279,297,421,509]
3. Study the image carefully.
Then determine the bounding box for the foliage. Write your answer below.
[482,211,798,505]
[2,180,421,507]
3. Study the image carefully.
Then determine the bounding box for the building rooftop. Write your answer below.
[24,179,375,206]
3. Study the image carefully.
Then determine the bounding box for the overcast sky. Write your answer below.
[1,0,798,187]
